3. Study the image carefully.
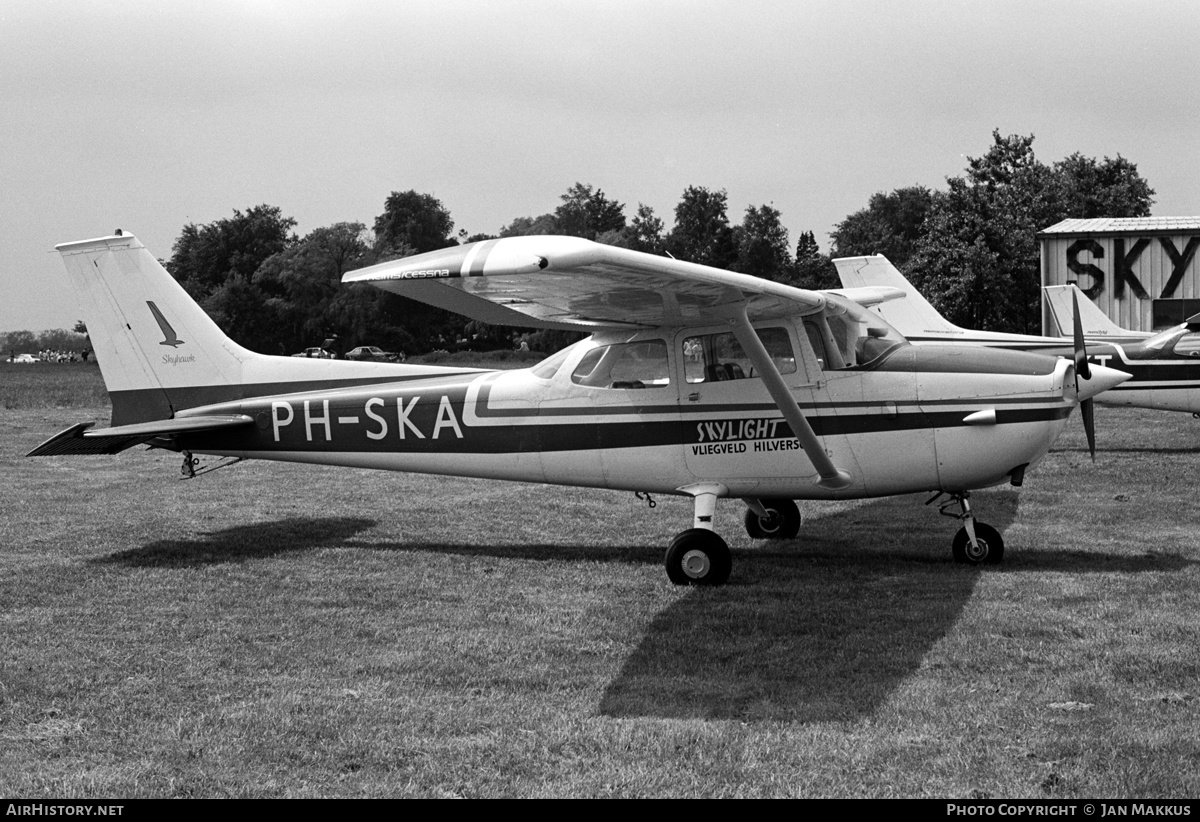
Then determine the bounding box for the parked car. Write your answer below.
[345,346,403,362]
[291,347,333,359]
[12,353,41,363]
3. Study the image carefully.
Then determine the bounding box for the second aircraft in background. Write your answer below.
[835,255,1200,417]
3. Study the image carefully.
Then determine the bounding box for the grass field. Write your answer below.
[1,362,1198,797]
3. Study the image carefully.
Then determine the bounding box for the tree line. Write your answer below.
[4,130,1154,358]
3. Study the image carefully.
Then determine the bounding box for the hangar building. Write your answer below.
[1039,217,1200,334]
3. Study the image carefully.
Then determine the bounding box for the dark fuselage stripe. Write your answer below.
[178,401,1071,456]
[108,373,481,426]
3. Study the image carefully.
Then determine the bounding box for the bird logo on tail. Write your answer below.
[147,301,185,347]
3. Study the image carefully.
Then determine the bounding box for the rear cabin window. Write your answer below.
[531,346,574,380]
[570,340,670,389]
[683,327,796,384]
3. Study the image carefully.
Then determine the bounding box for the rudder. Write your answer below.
[833,255,967,337]
[57,232,254,424]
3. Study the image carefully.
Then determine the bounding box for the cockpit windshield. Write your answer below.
[803,295,908,370]
[1137,324,1200,360]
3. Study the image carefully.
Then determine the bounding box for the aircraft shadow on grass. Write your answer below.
[343,488,1187,723]
[89,495,1191,723]
[92,516,377,568]
[597,491,1194,723]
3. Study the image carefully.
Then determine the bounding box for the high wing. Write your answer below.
[343,236,828,329]
[347,235,857,489]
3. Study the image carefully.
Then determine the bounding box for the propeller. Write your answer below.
[1071,289,1096,460]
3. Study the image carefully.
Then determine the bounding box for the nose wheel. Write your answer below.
[951,522,1004,564]
[931,492,1005,565]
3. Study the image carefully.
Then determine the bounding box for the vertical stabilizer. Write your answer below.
[56,232,255,423]
[1042,284,1152,339]
[833,255,968,338]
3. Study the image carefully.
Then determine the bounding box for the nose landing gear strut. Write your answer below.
[929,491,1005,565]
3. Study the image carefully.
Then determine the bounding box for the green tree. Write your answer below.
[1052,153,1154,219]
[373,190,456,255]
[500,213,561,237]
[792,231,839,290]
[628,203,665,253]
[554,182,626,240]
[830,186,934,270]
[500,183,628,242]
[36,329,89,354]
[252,222,376,354]
[908,132,1053,332]
[665,186,737,268]
[166,205,298,351]
[168,205,297,299]
[2,330,37,355]
[899,131,1155,333]
[733,203,792,280]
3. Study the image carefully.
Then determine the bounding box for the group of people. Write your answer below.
[6,348,91,363]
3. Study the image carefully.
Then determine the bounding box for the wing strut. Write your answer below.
[726,305,852,490]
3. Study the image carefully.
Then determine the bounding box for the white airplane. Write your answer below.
[29,232,1127,583]
[835,254,1200,416]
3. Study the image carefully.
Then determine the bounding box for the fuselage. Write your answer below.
[899,327,1200,415]
[175,311,1089,500]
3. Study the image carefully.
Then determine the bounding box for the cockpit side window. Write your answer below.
[1174,334,1200,357]
[1139,324,1200,360]
[570,339,670,389]
[804,318,846,370]
[683,327,796,384]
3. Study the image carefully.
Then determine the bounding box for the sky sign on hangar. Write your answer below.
[1040,217,1200,333]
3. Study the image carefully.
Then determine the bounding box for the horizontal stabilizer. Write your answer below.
[27,415,253,457]
[833,255,966,335]
[826,285,906,308]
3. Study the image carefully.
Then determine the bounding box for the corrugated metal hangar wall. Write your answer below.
[1039,217,1200,334]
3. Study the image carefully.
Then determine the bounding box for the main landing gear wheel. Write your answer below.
[665,529,732,586]
[744,498,801,540]
[951,522,1005,565]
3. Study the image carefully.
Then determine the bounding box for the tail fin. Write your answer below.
[1042,284,1152,339]
[57,232,256,423]
[57,231,484,428]
[832,255,968,337]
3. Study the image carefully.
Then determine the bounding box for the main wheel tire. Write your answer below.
[744,498,802,540]
[951,522,1005,565]
[664,529,732,586]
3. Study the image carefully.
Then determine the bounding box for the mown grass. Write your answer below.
[1,367,1198,797]
[1,362,108,409]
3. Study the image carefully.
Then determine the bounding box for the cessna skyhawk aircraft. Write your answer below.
[835,255,1200,416]
[30,232,1127,584]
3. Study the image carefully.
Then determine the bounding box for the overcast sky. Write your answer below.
[2,0,1198,333]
